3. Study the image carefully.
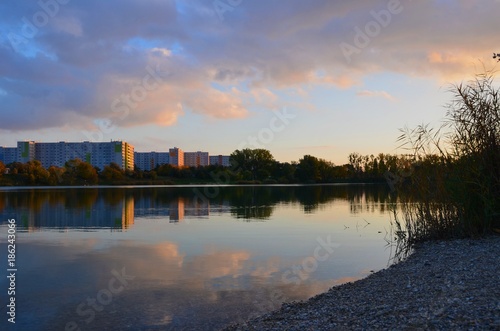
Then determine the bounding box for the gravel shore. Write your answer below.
[224,236,500,330]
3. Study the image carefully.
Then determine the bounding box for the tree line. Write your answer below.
[0,150,416,186]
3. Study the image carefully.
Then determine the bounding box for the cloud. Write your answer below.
[0,0,499,131]
[356,90,396,101]
[183,87,248,119]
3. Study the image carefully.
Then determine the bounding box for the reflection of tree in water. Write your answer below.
[231,206,273,220]
[101,188,125,206]
[47,191,68,207]
[220,185,394,219]
[225,186,274,220]
[0,190,48,213]
[0,189,108,211]
[0,185,396,224]
[129,185,394,219]
[0,192,5,213]
[64,189,99,209]
[349,185,395,215]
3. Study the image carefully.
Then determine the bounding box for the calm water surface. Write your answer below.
[0,185,398,330]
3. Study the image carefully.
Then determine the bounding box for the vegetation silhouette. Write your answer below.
[393,71,500,244]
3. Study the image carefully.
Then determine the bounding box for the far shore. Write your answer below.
[224,236,500,330]
[0,182,384,190]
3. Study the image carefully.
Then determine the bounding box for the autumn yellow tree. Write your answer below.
[0,161,5,177]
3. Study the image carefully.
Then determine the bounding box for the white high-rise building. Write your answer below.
[134,152,170,171]
[0,147,17,165]
[17,141,36,163]
[209,155,231,167]
[184,151,209,167]
[11,141,134,170]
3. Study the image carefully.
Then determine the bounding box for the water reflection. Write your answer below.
[0,185,398,331]
[0,189,135,230]
[0,185,393,230]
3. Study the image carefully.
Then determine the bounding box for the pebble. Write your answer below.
[222,236,500,330]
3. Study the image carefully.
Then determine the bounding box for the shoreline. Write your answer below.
[0,182,382,190]
[224,236,500,330]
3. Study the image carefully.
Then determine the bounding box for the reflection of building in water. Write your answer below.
[120,197,135,229]
[12,213,37,233]
[134,197,170,218]
[169,198,185,222]
[134,197,210,222]
[208,202,233,215]
[185,199,211,219]
[0,195,135,231]
[170,198,210,222]
[1,192,257,231]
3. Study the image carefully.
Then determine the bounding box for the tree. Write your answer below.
[230,149,275,181]
[101,163,124,181]
[0,161,5,177]
[296,155,321,182]
[13,160,50,185]
[348,153,363,178]
[64,159,98,185]
[295,155,339,183]
[272,161,296,183]
[378,153,388,175]
[48,166,65,185]
[157,164,178,177]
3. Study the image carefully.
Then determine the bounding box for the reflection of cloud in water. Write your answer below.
[155,242,185,268]
[16,238,372,330]
[189,250,251,279]
[250,258,281,279]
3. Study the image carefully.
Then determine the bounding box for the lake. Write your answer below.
[0,184,399,330]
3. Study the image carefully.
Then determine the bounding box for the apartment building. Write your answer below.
[134,152,170,171]
[6,141,134,170]
[90,141,134,171]
[17,141,36,163]
[0,147,17,165]
[2,141,233,170]
[209,155,231,167]
[184,151,210,167]
[169,147,184,167]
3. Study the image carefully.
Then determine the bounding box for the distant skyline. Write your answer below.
[1,0,499,164]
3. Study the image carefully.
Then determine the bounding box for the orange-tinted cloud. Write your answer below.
[1,0,499,131]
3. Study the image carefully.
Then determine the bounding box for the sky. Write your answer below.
[0,0,499,164]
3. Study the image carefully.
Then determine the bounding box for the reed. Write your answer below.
[392,71,500,246]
